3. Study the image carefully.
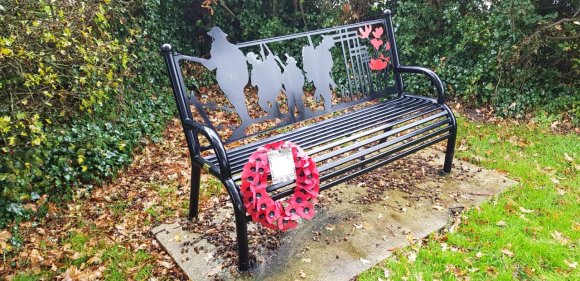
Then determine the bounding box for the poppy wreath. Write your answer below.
[240,140,320,231]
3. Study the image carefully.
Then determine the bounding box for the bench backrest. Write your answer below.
[162,12,403,146]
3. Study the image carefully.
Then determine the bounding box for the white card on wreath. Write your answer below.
[267,148,296,185]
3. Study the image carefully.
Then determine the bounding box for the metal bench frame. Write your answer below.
[162,10,457,271]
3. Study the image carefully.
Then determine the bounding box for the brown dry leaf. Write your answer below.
[550,230,570,245]
[63,266,80,281]
[29,248,45,266]
[87,251,104,265]
[538,165,557,175]
[23,203,38,212]
[0,230,12,254]
[159,260,174,269]
[432,205,445,211]
[501,249,514,257]
[0,230,12,241]
[564,260,577,269]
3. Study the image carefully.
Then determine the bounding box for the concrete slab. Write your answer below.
[152,149,517,280]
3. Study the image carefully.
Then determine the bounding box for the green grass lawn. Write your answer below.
[358,117,579,280]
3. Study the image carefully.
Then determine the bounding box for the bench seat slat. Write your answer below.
[310,111,448,163]
[269,129,452,200]
[212,96,427,163]
[225,98,434,167]
[223,96,415,160]
[202,96,451,191]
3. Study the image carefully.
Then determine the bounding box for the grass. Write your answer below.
[102,245,154,281]
[12,237,155,281]
[357,117,579,280]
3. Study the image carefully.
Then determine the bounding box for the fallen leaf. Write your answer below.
[29,249,45,266]
[564,260,577,269]
[519,207,534,214]
[433,205,445,211]
[550,230,570,245]
[407,251,417,263]
[301,258,311,263]
[158,260,174,269]
[501,249,514,257]
[496,220,507,227]
[0,230,12,242]
[563,153,573,162]
[299,269,307,279]
[354,223,363,229]
[383,268,391,277]
[63,266,80,281]
[360,257,370,264]
[70,251,83,260]
[556,188,566,195]
[476,252,483,258]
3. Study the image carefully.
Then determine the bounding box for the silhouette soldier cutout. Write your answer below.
[302,35,337,111]
[277,54,306,120]
[189,27,251,135]
[246,47,283,117]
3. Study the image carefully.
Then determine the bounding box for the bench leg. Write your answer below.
[442,121,457,174]
[223,178,252,271]
[234,205,251,271]
[188,166,201,220]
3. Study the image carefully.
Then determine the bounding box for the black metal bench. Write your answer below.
[161,10,456,271]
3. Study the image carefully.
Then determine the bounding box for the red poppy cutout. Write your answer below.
[240,141,320,231]
[360,25,391,72]
[370,38,383,50]
[358,24,372,39]
[372,27,384,39]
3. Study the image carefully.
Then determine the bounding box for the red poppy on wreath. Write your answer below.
[240,140,320,231]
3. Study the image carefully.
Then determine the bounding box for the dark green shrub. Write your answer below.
[0,0,196,229]
[371,0,579,120]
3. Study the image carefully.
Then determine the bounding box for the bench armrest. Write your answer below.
[183,120,231,178]
[396,65,445,104]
